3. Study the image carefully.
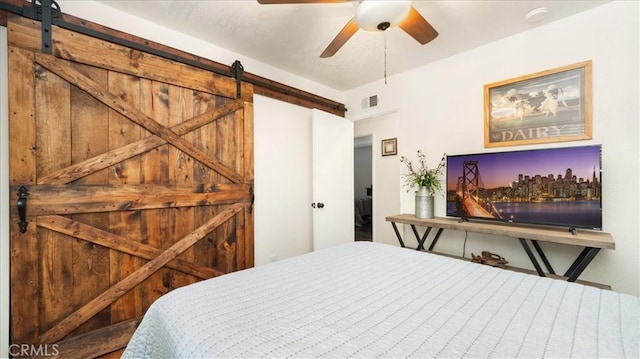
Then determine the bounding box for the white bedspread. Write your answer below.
[123,242,638,358]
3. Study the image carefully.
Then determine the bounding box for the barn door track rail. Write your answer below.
[0,0,347,114]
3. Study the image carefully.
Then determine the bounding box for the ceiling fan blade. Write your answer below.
[257,0,348,4]
[399,6,438,45]
[320,17,359,58]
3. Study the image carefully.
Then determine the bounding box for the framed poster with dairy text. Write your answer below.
[484,61,592,148]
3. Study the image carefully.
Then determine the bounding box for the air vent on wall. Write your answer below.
[361,95,378,110]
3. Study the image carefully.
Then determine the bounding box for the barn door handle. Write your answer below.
[248,186,254,214]
[17,186,29,233]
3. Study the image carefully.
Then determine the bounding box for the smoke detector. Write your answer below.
[525,7,549,24]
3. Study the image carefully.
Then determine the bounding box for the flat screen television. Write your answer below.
[445,145,602,231]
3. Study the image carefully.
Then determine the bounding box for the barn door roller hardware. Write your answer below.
[18,0,61,53]
[16,186,29,233]
[232,60,244,99]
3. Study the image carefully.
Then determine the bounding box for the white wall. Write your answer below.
[0,25,9,359]
[254,95,313,265]
[345,1,640,296]
[354,112,401,246]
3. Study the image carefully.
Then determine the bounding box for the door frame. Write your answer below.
[354,135,373,240]
[353,109,401,247]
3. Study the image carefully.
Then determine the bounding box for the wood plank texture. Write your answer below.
[55,318,142,358]
[35,54,243,183]
[69,61,111,336]
[37,100,243,185]
[6,14,249,102]
[9,184,252,216]
[34,59,76,336]
[107,70,144,328]
[385,214,615,249]
[40,204,244,343]
[242,102,255,268]
[8,45,40,343]
[5,11,346,116]
[140,78,172,309]
[167,85,198,288]
[37,215,223,279]
[8,14,254,354]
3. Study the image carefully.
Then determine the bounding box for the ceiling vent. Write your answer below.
[361,95,378,110]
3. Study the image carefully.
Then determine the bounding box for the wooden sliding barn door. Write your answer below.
[7,15,254,358]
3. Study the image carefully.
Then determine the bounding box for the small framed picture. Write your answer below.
[381,138,397,156]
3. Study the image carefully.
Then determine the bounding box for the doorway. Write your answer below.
[354,135,372,241]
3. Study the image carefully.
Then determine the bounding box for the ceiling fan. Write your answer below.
[257,0,439,58]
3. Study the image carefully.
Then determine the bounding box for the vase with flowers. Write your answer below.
[400,150,446,218]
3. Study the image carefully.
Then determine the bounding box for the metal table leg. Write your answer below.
[519,238,545,277]
[565,247,600,282]
[391,222,405,248]
[412,225,432,251]
[427,228,444,251]
[531,240,555,275]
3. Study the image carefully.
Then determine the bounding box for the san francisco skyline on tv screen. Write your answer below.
[445,145,602,229]
[446,146,600,191]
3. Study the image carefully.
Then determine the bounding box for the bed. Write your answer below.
[123,242,638,358]
[355,197,372,227]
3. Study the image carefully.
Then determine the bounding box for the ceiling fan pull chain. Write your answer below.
[384,32,388,85]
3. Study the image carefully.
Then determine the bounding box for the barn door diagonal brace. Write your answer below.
[40,203,244,343]
[16,186,29,233]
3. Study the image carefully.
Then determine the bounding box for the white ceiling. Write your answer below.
[93,0,610,92]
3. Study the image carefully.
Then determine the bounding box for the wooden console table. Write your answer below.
[385,214,615,282]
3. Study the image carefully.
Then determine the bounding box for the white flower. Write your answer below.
[400,150,446,195]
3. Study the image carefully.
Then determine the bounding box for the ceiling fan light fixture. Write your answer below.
[356,1,411,32]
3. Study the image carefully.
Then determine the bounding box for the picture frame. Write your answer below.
[484,61,592,148]
[381,138,397,156]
